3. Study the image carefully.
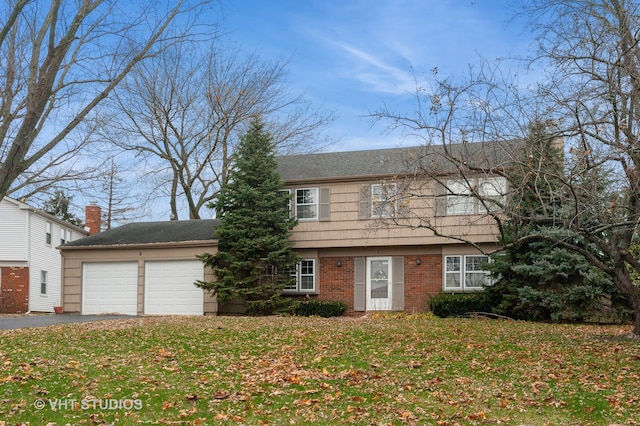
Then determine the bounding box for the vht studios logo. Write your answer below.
[34,398,143,411]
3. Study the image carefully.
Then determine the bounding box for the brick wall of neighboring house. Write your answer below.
[318,255,443,315]
[0,267,30,314]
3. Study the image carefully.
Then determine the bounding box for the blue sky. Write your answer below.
[220,0,532,151]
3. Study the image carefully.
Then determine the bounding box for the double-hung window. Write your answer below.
[444,255,492,291]
[441,177,506,215]
[371,183,398,218]
[45,222,52,245]
[296,188,318,220]
[446,180,474,215]
[40,270,48,295]
[284,259,316,293]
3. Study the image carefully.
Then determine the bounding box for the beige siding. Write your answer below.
[61,244,218,314]
[286,180,500,249]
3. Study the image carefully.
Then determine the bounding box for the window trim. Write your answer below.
[45,222,52,245]
[40,270,48,295]
[283,259,317,294]
[444,177,506,216]
[443,255,492,292]
[371,182,398,218]
[295,188,319,221]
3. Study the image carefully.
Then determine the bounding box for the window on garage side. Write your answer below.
[444,255,492,291]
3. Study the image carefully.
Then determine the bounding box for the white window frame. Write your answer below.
[443,255,492,292]
[371,183,398,218]
[40,270,48,295]
[45,222,52,245]
[295,188,319,221]
[478,177,507,214]
[446,180,474,215]
[60,228,66,245]
[284,259,316,293]
[281,189,292,217]
[446,177,506,215]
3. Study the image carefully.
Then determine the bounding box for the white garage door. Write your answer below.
[82,262,138,315]
[144,260,204,315]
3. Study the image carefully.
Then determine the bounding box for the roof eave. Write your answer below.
[58,239,217,251]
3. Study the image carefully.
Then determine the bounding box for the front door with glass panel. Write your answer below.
[366,257,392,310]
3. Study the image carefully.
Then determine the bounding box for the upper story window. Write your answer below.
[59,229,72,245]
[444,255,492,291]
[45,222,52,245]
[359,181,407,220]
[296,188,318,220]
[282,187,330,221]
[435,176,507,216]
[371,183,398,218]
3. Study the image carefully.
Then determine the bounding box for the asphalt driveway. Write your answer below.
[0,314,135,330]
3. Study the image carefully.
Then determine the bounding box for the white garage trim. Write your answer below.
[82,262,138,315]
[144,260,204,315]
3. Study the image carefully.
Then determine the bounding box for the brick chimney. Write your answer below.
[85,205,101,236]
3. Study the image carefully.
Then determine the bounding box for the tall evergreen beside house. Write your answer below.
[196,119,299,314]
[486,122,630,322]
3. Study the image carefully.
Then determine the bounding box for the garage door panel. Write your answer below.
[82,262,138,315]
[144,260,204,315]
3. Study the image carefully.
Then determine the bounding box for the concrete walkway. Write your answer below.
[0,314,135,330]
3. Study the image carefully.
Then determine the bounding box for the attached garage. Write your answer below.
[145,260,204,315]
[60,219,219,316]
[82,262,138,315]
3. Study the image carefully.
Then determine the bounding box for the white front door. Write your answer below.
[366,257,392,310]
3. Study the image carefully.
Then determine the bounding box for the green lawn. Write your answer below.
[0,314,638,425]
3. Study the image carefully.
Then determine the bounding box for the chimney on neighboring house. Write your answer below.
[85,204,102,236]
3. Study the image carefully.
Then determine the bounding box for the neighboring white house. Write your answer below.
[0,196,89,313]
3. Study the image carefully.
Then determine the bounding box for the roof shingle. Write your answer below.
[60,219,218,248]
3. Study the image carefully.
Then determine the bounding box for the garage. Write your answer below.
[82,262,138,315]
[144,260,204,315]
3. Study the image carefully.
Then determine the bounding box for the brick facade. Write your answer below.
[318,255,443,315]
[0,266,30,313]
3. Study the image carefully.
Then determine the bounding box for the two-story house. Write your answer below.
[0,196,91,313]
[276,145,505,314]
[58,144,506,315]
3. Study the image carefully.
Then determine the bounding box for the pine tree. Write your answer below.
[42,190,82,226]
[196,119,299,314]
[486,122,631,322]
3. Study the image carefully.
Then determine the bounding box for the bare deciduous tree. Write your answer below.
[374,0,640,337]
[0,0,213,201]
[104,41,334,220]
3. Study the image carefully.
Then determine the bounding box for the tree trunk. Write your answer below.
[614,268,640,338]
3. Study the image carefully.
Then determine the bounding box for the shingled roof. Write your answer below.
[60,219,218,248]
[275,142,514,182]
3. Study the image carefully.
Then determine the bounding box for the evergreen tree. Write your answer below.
[42,190,82,226]
[196,119,299,314]
[486,122,631,322]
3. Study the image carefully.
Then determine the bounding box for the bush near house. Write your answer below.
[294,299,348,317]
[428,292,493,317]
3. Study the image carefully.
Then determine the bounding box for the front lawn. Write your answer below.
[0,315,638,425]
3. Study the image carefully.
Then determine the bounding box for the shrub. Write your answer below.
[428,292,493,318]
[294,299,347,318]
[247,296,297,316]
